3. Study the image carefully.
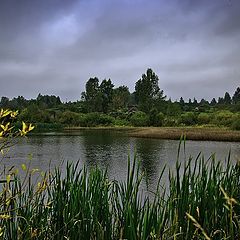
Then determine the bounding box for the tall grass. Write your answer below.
[0,153,239,239]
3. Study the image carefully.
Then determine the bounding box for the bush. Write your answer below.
[231,118,240,131]
[82,113,114,127]
[113,118,130,126]
[213,110,235,127]
[162,116,178,127]
[180,112,197,125]
[197,112,211,125]
[130,111,149,126]
[59,111,81,125]
[149,109,165,126]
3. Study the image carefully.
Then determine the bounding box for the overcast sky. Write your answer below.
[0,0,240,102]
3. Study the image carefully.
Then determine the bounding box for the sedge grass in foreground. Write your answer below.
[0,154,240,239]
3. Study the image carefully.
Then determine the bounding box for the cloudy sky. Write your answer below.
[0,0,240,102]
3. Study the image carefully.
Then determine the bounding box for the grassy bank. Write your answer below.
[64,126,240,142]
[0,154,240,239]
[128,126,240,141]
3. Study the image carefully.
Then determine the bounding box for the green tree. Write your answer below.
[223,92,231,104]
[179,97,185,106]
[100,79,114,113]
[232,87,240,104]
[81,77,103,112]
[210,98,217,106]
[193,98,198,107]
[36,94,61,108]
[112,86,130,110]
[0,97,10,108]
[218,97,224,105]
[135,69,165,113]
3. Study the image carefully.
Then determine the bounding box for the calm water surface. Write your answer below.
[2,130,240,191]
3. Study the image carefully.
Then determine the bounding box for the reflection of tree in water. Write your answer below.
[134,138,166,190]
[81,130,115,169]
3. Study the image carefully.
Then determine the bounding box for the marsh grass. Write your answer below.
[0,152,239,239]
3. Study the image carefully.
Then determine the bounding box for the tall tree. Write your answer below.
[82,77,102,112]
[112,85,130,110]
[192,98,198,107]
[223,92,231,104]
[0,97,10,108]
[218,97,224,104]
[100,79,114,113]
[135,68,165,113]
[179,97,185,105]
[232,87,240,104]
[210,98,217,106]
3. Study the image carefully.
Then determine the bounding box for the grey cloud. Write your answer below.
[0,0,240,101]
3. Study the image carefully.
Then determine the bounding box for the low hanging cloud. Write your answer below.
[0,0,240,101]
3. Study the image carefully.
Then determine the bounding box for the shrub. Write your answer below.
[82,113,114,127]
[213,110,235,127]
[149,109,165,126]
[59,111,81,125]
[197,112,211,125]
[163,116,178,127]
[130,111,149,126]
[180,112,197,125]
[113,118,130,126]
[231,118,240,131]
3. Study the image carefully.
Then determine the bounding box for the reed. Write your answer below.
[0,153,239,239]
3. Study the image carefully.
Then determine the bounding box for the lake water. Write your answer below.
[2,130,240,192]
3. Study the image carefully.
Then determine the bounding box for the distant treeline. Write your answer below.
[1,69,240,130]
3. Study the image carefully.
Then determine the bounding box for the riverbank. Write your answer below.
[64,126,240,142]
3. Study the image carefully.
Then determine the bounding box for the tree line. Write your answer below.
[1,69,240,130]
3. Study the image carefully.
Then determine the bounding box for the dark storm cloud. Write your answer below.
[0,0,240,101]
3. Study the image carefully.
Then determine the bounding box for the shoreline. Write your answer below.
[63,126,240,142]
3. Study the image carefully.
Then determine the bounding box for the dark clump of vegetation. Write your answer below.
[0,153,239,239]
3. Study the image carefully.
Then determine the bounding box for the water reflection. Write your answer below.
[80,130,131,181]
[2,131,240,192]
[134,138,165,189]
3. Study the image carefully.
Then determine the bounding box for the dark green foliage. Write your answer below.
[224,92,232,104]
[213,110,235,127]
[179,97,185,108]
[210,98,217,106]
[86,113,114,126]
[81,77,103,112]
[180,112,198,125]
[36,94,61,108]
[149,108,165,126]
[130,111,149,126]
[163,116,178,127]
[112,86,130,110]
[0,96,10,108]
[166,102,181,116]
[197,112,211,125]
[231,117,240,130]
[1,70,240,129]
[135,69,165,113]
[232,87,240,104]
[33,123,63,132]
[100,79,114,113]
[59,110,81,125]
